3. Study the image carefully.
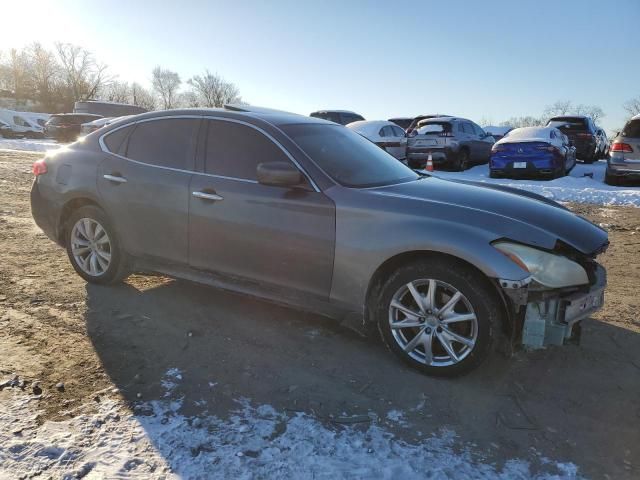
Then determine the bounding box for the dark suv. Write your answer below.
[546,116,599,163]
[45,113,103,142]
[406,117,494,170]
[309,110,364,125]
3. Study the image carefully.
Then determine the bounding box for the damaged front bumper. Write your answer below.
[499,264,606,349]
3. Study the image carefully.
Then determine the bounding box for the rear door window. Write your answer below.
[391,126,405,137]
[104,125,135,155]
[204,120,292,180]
[125,118,199,170]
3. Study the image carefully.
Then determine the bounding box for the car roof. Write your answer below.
[346,120,397,135]
[548,115,588,120]
[52,113,103,118]
[417,116,465,125]
[310,109,360,115]
[118,105,333,128]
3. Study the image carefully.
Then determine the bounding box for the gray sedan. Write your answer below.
[30,106,608,376]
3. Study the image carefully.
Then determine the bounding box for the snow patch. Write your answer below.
[0,369,582,479]
[431,161,640,207]
[0,138,61,152]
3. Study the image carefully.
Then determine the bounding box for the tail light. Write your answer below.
[491,145,506,153]
[611,142,633,153]
[535,144,558,153]
[32,159,47,176]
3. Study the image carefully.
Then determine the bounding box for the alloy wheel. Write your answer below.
[388,279,478,366]
[70,218,111,276]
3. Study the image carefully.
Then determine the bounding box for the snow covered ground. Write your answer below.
[0,369,580,479]
[430,162,640,207]
[0,138,61,153]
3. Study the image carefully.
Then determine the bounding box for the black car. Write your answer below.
[309,110,364,125]
[546,116,599,163]
[45,113,103,142]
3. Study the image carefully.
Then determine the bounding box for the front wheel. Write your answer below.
[374,259,498,377]
[65,205,129,284]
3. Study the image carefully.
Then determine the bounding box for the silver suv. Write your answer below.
[406,117,494,170]
[606,115,640,185]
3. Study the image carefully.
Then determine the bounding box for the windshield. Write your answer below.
[282,124,419,188]
[416,122,451,135]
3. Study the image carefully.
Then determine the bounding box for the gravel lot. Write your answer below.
[1,150,639,478]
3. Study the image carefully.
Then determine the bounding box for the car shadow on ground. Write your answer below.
[84,276,639,479]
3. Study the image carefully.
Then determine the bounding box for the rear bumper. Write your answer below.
[607,159,640,177]
[490,154,560,177]
[31,179,62,245]
[406,147,454,167]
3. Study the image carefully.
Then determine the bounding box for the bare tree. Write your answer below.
[100,80,131,103]
[500,116,544,128]
[131,82,156,110]
[152,66,181,109]
[55,43,109,108]
[28,43,60,110]
[543,100,573,120]
[0,48,33,103]
[623,96,640,118]
[187,70,241,108]
[574,104,605,124]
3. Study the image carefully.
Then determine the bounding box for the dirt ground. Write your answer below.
[1,150,639,479]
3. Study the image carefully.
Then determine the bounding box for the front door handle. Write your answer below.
[192,191,224,201]
[103,174,127,184]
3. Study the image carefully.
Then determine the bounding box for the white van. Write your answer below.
[0,109,45,138]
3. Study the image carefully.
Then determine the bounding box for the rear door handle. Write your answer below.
[103,174,127,184]
[192,191,224,201]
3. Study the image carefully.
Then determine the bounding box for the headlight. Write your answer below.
[493,241,589,289]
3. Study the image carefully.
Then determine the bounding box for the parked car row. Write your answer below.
[313,109,614,182]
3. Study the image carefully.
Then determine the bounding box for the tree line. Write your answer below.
[0,43,242,113]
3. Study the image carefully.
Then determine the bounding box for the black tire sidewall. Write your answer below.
[65,205,126,284]
[374,259,497,377]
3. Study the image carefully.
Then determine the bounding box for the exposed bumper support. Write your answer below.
[498,264,606,349]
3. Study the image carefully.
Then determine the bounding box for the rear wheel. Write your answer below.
[454,149,470,171]
[65,205,129,284]
[374,259,498,377]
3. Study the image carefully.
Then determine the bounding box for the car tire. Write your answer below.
[583,150,596,164]
[454,149,470,171]
[65,205,129,285]
[489,170,499,178]
[373,258,499,377]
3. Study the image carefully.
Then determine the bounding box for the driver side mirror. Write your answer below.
[257,162,303,188]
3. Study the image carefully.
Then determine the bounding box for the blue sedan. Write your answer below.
[490,126,576,179]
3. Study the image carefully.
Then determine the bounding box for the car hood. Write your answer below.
[371,176,608,256]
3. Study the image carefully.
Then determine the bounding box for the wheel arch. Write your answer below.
[57,196,103,244]
[364,250,512,335]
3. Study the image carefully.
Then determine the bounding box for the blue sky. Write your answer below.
[4,0,639,132]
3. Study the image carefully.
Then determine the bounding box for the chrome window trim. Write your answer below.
[98,114,320,192]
